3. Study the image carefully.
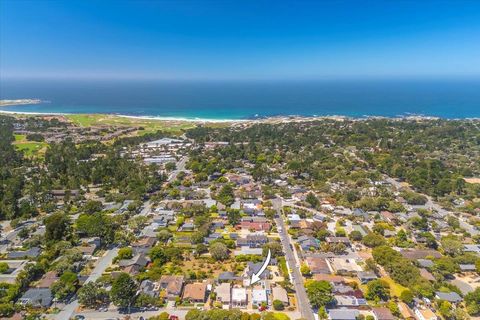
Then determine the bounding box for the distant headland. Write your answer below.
[0,99,42,107]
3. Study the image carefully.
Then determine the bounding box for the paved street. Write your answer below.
[167,156,188,182]
[55,247,119,320]
[0,220,35,252]
[274,207,315,320]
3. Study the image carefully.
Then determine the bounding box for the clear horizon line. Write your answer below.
[2,74,480,82]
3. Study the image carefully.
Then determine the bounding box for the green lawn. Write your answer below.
[14,134,26,142]
[15,141,48,157]
[13,134,48,157]
[271,313,291,320]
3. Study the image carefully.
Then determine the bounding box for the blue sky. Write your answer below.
[1,0,480,80]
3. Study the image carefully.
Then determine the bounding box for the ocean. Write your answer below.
[1,79,479,119]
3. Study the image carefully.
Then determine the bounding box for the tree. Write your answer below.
[83,200,103,214]
[301,264,311,276]
[165,162,176,172]
[465,287,480,315]
[157,229,173,243]
[306,192,319,208]
[273,299,284,311]
[51,271,78,301]
[148,312,170,320]
[262,242,283,258]
[116,247,133,261]
[441,236,463,256]
[0,262,9,274]
[227,209,241,226]
[349,230,363,241]
[209,242,229,261]
[400,289,414,304]
[362,233,386,248]
[305,280,333,308]
[318,306,328,320]
[438,300,452,319]
[366,279,390,301]
[45,212,70,242]
[110,273,138,308]
[217,184,234,207]
[364,258,379,274]
[78,282,109,308]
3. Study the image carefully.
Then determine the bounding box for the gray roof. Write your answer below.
[435,291,462,303]
[328,309,360,320]
[8,247,41,259]
[417,259,434,268]
[19,288,53,307]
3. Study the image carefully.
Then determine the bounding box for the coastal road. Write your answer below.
[274,200,315,320]
[54,247,119,320]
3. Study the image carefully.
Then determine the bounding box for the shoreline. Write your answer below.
[1,105,479,123]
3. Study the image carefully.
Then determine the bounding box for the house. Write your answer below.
[400,249,442,260]
[287,214,301,222]
[231,287,247,308]
[414,308,438,320]
[180,222,195,231]
[234,247,263,256]
[240,221,271,232]
[334,295,367,307]
[372,307,395,320]
[77,244,96,259]
[459,264,476,272]
[214,283,231,308]
[18,288,53,308]
[132,237,157,254]
[140,280,160,297]
[357,271,378,284]
[328,309,360,320]
[298,236,320,251]
[159,275,184,300]
[236,234,268,248]
[325,237,351,245]
[417,259,434,268]
[464,244,480,254]
[420,268,436,282]
[332,284,364,299]
[245,262,270,279]
[183,282,208,303]
[272,286,289,306]
[251,288,268,307]
[329,258,362,274]
[352,225,368,237]
[313,214,327,222]
[398,302,416,320]
[218,272,242,283]
[118,254,150,269]
[306,256,331,274]
[8,247,41,259]
[435,291,462,303]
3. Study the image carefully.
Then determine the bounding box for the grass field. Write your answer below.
[65,114,196,134]
[13,134,48,157]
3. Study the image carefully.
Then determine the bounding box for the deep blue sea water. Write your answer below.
[1,79,479,119]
